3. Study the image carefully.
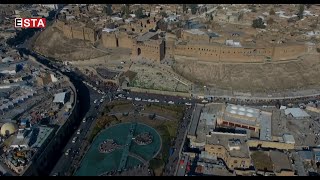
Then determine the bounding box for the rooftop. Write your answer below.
[206,132,249,158]
[259,111,272,141]
[298,151,313,161]
[284,108,310,118]
[136,32,158,42]
[188,104,202,136]
[225,104,260,119]
[53,92,67,104]
[269,150,293,173]
[184,29,206,35]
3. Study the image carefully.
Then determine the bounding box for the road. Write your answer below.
[163,106,193,176]
[49,83,104,176]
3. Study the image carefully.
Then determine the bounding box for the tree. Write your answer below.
[182,4,187,13]
[135,7,144,19]
[105,4,113,16]
[209,13,214,21]
[298,4,304,20]
[188,4,198,15]
[252,18,266,29]
[160,11,168,18]
[269,8,275,15]
[121,4,130,18]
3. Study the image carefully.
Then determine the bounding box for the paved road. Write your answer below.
[163,106,193,176]
[50,85,103,176]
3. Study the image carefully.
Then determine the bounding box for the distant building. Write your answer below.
[284,108,310,119]
[53,92,68,104]
[282,134,295,144]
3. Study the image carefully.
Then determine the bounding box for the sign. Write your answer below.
[15,18,46,28]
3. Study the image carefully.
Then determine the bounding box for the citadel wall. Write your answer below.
[174,42,307,62]
[132,40,164,62]
[54,20,310,63]
[102,32,118,48]
[117,32,135,49]
[54,20,97,43]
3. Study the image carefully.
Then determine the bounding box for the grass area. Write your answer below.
[88,115,120,142]
[251,151,273,172]
[143,104,185,121]
[110,104,135,113]
[149,121,178,176]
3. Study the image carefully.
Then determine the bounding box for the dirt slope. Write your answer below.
[33,26,106,61]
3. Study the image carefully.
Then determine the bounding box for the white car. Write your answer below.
[147,99,154,102]
[201,100,209,103]
[127,97,133,100]
[82,118,86,123]
[72,137,78,143]
[100,99,104,103]
[94,100,98,104]
[135,97,141,101]
[185,102,192,106]
[65,149,71,156]
[168,101,174,104]
[142,99,148,102]
[77,129,81,135]
[154,99,160,103]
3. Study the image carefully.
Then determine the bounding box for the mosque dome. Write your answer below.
[0,122,17,136]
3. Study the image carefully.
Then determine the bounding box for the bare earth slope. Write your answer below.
[173,54,320,93]
[33,26,106,61]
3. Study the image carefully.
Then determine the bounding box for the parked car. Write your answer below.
[72,137,78,143]
[65,148,71,156]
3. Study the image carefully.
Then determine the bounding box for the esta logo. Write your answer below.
[15,18,46,28]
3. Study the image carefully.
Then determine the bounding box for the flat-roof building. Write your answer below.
[284,108,310,119]
[205,132,251,170]
[217,104,261,132]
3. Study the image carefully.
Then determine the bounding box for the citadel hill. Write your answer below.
[53,4,320,63]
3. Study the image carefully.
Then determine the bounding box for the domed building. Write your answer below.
[0,122,17,136]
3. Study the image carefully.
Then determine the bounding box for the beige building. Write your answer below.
[204,132,251,170]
